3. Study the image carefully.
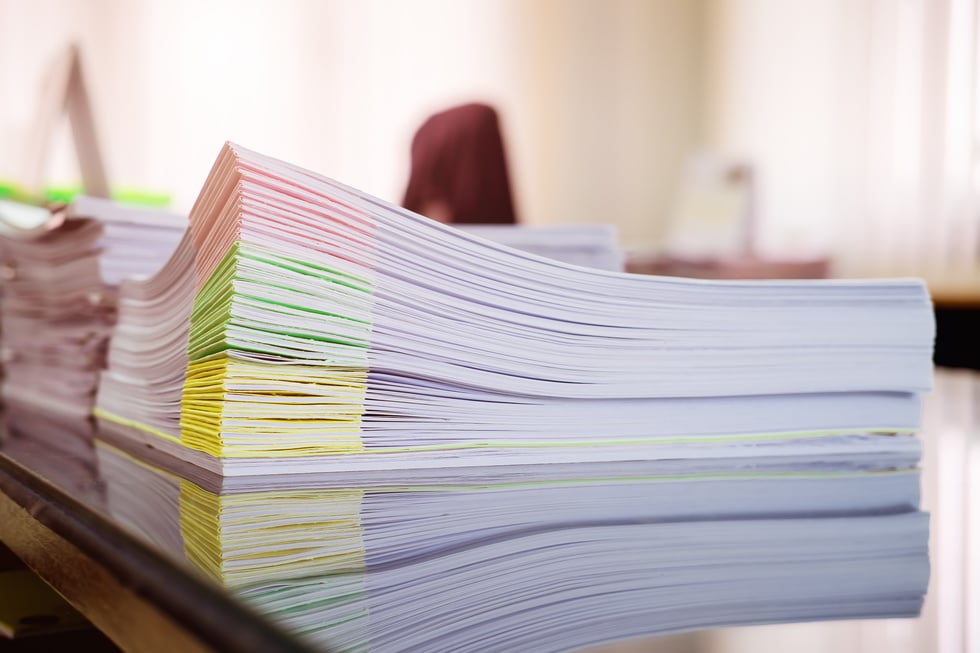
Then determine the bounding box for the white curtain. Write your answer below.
[849,0,980,281]
[707,0,980,282]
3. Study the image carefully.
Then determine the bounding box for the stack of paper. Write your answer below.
[95,143,934,476]
[95,230,196,439]
[95,441,929,652]
[86,143,933,644]
[0,216,113,415]
[69,196,186,285]
[0,198,184,417]
[457,224,624,271]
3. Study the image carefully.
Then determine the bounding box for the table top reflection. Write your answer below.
[0,370,976,653]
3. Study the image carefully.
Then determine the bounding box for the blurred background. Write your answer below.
[3,0,980,284]
[0,3,977,652]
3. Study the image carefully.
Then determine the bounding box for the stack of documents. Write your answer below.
[0,215,113,415]
[0,198,184,417]
[95,143,934,476]
[96,441,930,652]
[457,224,624,271]
[70,196,186,286]
[85,142,933,644]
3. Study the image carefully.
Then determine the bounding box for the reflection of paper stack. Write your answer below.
[94,143,933,476]
[96,442,929,652]
[3,395,100,478]
[0,198,184,417]
[1,373,103,507]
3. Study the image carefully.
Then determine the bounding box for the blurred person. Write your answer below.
[402,103,518,224]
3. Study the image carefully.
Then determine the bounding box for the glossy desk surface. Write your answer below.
[0,370,976,653]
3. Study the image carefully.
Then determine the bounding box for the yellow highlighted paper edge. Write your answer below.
[95,407,916,459]
[178,356,369,457]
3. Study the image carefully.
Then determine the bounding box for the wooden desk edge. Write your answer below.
[929,285,980,309]
[0,491,212,653]
[0,454,314,653]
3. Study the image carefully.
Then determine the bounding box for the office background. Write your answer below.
[2,0,978,283]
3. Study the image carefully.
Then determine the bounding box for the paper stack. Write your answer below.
[0,214,113,417]
[95,143,934,477]
[96,440,929,652]
[69,196,186,286]
[457,224,624,271]
[87,142,933,645]
[92,223,617,444]
[0,198,184,422]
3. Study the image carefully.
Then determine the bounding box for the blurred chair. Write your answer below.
[403,103,518,224]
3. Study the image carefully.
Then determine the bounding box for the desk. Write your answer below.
[0,436,307,652]
[0,371,976,653]
[930,283,980,371]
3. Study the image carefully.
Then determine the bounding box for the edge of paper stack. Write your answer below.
[0,195,184,450]
[87,142,934,476]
